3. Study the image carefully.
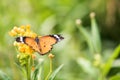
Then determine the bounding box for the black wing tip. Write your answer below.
[15,37,20,42]
[57,34,64,40]
[49,34,64,41]
[15,36,27,43]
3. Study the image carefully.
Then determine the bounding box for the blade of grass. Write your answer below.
[48,64,64,80]
[32,59,44,80]
[77,24,94,55]
[102,45,120,77]
[14,62,26,76]
[91,13,102,53]
[0,70,11,80]
[109,75,120,80]
[77,58,95,76]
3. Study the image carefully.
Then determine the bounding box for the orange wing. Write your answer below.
[16,35,64,55]
[24,37,41,53]
[38,35,57,55]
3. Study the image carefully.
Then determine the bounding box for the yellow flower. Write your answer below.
[25,45,34,54]
[26,24,30,32]
[9,25,38,55]
[9,25,41,67]
[24,31,37,38]
[9,30,17,36]
[9,25,37,38]
[18,46,25,53]
[20,25,25,29]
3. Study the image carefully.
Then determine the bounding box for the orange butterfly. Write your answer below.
[16,35,64,55]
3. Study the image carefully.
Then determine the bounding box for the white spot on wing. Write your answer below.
[53,35,61,42]
[20,37,24,43]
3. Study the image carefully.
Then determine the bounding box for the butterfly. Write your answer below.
[16,34,64,55]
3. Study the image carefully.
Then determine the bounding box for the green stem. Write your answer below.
[45,58,53,80]
[99,67,105,80]
[26,56,32,80]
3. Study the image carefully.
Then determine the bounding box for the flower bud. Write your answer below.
[90,12,95,19]
[75,19,82,25]
[48,53,55,59]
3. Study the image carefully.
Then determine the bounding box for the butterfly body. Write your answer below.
[16,35,64,55]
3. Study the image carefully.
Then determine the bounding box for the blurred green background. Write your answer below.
[0,0,120,80]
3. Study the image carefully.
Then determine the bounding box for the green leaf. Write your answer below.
[102,45,120,77]
[109,75,120,80]
[48,64,64,80]
[91,17,101,53]
[77,25,94,55]
[77,58,96,76]
[0,70,11,80]
[32,60,44,80]
[14,62,26,75]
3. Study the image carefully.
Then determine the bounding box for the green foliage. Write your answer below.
[49,64,64,80]
[32,60,44,80]
[76,13,101,55]
[91,16,101,54]
[109,75,120,80]
[76,14,120,80]
[0,70,11,80]
[0,0,119,80]
[103,45,120,78]
[14,56,63,80]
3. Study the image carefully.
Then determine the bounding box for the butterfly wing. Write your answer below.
[16,35,64,55]
[38,35,57,55]
[24,37,41,53]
